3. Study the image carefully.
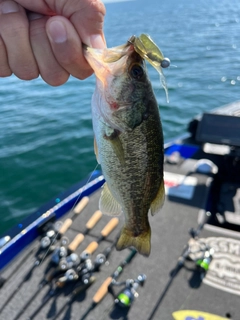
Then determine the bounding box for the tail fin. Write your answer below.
[116,226,151,257]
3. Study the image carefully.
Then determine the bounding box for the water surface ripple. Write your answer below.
[0,0,240,234]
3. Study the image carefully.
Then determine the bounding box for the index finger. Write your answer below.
[14,0,55,15]
[15,0,106,48]
[0,1,38,80]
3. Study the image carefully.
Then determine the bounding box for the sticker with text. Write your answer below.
[172,310,228,320]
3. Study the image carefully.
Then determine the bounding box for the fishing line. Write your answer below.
[80,249,137,320]
[1,163,100,316]
[0,243,40,288]
[147,212,211,320]
[13,236,96,320]
[99,299,115,320]
[15,216,117,320]
[37,162,100,269]
[50,232,121,320]
[178,238,214,311]
[69,162,100,217]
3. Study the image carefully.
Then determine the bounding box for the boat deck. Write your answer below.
[1,145,240,320]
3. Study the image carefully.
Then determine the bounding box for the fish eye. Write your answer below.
[130,64,144,79]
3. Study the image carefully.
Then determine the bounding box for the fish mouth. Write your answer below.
[83,43,135,85]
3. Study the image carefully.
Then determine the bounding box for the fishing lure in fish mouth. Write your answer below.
[129,34,170,103]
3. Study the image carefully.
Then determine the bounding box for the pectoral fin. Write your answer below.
[150,179,165,216]
[109,136,125,165]
[104,127,125,165]
[99,183,122,216]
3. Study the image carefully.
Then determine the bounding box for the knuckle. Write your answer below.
[29,17,48,38]
[90,0,106,17]
[1,22,28,39]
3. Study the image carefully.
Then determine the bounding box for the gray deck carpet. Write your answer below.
[0,158,239,320]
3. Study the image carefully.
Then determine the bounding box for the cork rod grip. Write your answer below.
[73,196,89,214]
[85,241,98,255]
[93,277,113,304]
[68,234,84,252]
[58,218,72,235]
[85,210,102,230]
[101,218,119,238]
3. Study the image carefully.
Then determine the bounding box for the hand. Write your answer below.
[0,0,106,85]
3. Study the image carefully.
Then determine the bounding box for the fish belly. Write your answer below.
[94,111,164,256]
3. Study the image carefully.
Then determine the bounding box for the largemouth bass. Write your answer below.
[84,36,166,256]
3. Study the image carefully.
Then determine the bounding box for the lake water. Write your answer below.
[1,0,240,235]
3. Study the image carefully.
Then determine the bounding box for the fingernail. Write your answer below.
[0,1,19,14]
[48,21,67,44]
[89,35,106,49]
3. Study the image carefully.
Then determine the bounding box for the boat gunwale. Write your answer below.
[0,172,105,271]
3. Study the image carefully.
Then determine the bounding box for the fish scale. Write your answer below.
[84,36,165,256]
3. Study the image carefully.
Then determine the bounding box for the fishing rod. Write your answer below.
[0,197,89,315]
[26,218,119,320]
[97,273,147,320]
[80,248,138,320]
[98,272,147,320]
[11,207,103,320]
[15,197,89,282]
[0,218,72,315]
[31,196,90,273]
[0,220,60,290]
[12,232,88,320]
[45,209,102,277]
[51,230,122,320]
[34,196,89,269]
[44,217,119,290]
[109,273,146,308]
[147,211,212,320]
